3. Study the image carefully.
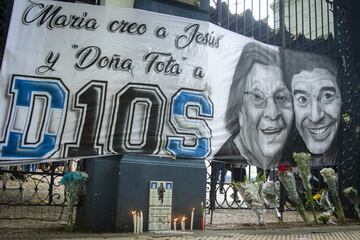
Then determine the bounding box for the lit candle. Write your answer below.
[173,218,178,231]
[132,211,137,234]
[139,211,143,233]
[190,208,195,231]
[181,216,186,231]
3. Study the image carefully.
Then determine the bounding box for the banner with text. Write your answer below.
[0,0,340,169]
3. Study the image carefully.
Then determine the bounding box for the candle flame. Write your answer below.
[192,208,195,211]
[174,218,178,222]
[182,216,187,221]
[131,211,136,215]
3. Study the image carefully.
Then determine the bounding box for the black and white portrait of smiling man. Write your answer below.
[215,42,293,170]
[282,49,341,166]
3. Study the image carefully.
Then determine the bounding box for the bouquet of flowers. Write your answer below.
[320,168,345,223]
[315,189,335,224]
[60,171,88,232]
[237,181,265,225]
[318,190,334,213]
[277,165,311,224]
[261,181,279,208]
[293,152,318,223]
[343,187,360,220]
[318,212,331,224]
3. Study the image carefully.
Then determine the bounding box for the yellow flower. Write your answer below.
[313,193,321,200]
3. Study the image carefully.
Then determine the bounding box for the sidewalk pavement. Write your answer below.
[2,224,360,240]
[2,208,360,239]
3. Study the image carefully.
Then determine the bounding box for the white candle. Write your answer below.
[201,202,205,230]
[132,211,137,234]
[136,213,140,234]
[181,216,186,231]
[190,208,195,231]
[139,211,143,233]
[173,218,178,231]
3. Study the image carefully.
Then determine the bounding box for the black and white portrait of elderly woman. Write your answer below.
[281,49,341,166]
[214,42,294,170]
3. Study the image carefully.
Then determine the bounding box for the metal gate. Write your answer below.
[207,0,336,211]
[210,0,336,54]
[0,163,67,221]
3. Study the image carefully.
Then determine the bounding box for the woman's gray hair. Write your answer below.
[225,42,281,135]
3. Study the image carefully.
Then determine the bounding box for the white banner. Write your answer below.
[0,0,341,169]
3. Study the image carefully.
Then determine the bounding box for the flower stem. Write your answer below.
[297,203,311,225]
[304,182,318,224]
[65,195,76,232]
[328,181,345,224]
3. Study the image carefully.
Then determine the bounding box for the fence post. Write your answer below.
[278,0,286,221]
[332,0,360,218]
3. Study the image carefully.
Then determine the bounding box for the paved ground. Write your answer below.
[2,169,360,239]
[2,210,360,240]
[1,176,360,240]
[1,224,360,240]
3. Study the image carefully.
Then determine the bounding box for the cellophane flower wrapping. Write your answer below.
[293,152,317,223]
[238,182,265,225]
[316,190,334,224]
[320,168,345,223]
[60,171,88,232]
[261,181,279,208]
[278,166,311,224]
[319,190,334,213]
[343,186,360,220]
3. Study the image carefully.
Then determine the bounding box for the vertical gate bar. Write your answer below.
[279,0,285,47]
[314,0,318,39]
[273,0,276,44]
[217,0,222,26]
[308,0,312,42]
[266,0,269,44]
[301,0,304,50]
[227,0,230,29]
[235,0,238,32]
[326,0,330,55]
[327,0,330,35]
[278,0,286,220]
[244,0,246,35]
[251,0,254,37]
[48,164,55,206]
[295,0,298,49]
[288,0,291,48]
[321,0,324,38]
[331,2,335,35]
[259,0,261,41]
